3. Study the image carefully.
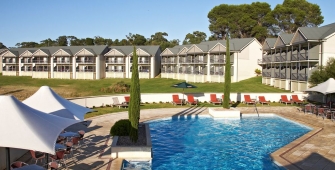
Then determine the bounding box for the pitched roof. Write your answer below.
[264,38,276,48]
[279,33,294,44]
[108,45,160,56]
[200,38,258,51]
[6,45,109,57]
[297,22,335,40]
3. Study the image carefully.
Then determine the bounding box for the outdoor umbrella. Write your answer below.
[171,82,197,101]
[23,86,93,121]
[305,78,335,107]
[0,95,80,170]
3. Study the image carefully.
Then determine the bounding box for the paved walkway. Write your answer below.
[19,106,335,170]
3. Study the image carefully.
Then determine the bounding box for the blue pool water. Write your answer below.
[146,115,311,170]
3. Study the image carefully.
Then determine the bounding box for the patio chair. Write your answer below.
[124,96,130,104]
[304,104,315,114]
[258,96,269,105]
[243,95,255,105]
[317,107,327,120]
[78,130,92,147]
[280,95,292,105]
[172,94,183,106]
[209,94,222,105]
[11,161,28,169]
[50,150,67,169]
[112,97,128,109]
[291,95,303,105]
[186,95,198,105]
[221,95,232,104]
[29,150,45,164]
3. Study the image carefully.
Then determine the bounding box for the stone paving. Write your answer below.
[18,106,335,169]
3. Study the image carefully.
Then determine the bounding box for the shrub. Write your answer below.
[152,102,156,104]
[110,119,131,136]
[101,81,130,93]
[145,102,149,104]
[159,101,163,103]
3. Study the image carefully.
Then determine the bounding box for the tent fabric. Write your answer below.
[305,78,335,95]
[0,95,79,155]
[23,86,92,120]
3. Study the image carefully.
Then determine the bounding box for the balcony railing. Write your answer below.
[298,52,308,60]
[21,60,32,63]
[291,73,298,80]
[3,68,17,71]
[280,73,286,79]
[53,60,71,64]
[210,71,224,75]
[274,72,280,78]
[210,59,225,64]
[139,60,150,64]
[76,69,94,72]
[33,60,48,64]
[106,60,124,64]
[161,70,177,73]
[280,55,286,61]
[275,55,281,62]
[161,60,176,64]
[76,60,95,63]
[3,60,16,63]
[291,53,298,61]
[106,69,124,72]
[298,73,307,81]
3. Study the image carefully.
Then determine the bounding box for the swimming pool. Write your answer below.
[146,115,311,170]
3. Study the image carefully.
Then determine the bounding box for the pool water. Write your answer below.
[147,115,311,170]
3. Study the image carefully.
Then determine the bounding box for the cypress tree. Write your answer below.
[223,32,231,109]
[129,46,141,142]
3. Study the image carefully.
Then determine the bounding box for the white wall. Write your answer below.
[322,34,335,66]
[76,72,94,80]
[32,72,48,78]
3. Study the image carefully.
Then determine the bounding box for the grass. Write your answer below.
[85,102,302,119]
[0,76,288,99]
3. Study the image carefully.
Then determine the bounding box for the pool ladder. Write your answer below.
[254,103,259,117]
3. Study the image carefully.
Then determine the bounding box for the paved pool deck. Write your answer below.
[20,106,335,169]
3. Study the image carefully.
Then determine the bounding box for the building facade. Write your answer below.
[260,23,335,92]
[160,38,263,83]
[1,45,161,79]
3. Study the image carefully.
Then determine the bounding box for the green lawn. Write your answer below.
[0,76,287,97]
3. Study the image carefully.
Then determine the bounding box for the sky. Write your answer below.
[1,0,333,47]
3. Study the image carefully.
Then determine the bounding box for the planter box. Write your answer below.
[111,124,152,159]
[208,107,241,118]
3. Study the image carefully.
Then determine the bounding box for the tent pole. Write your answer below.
[6,147,10,170]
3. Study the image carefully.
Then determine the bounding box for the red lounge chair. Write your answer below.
[187,95,198,105]
[291,95,303,104]
[210,94,221,105]
[258,96,269,105]
[280,95,293,105]
[172,94,183,106]
[222,95,232,104]
[244,95,255,105]
[124,96,130,104]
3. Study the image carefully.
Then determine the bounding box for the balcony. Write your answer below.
[106,69,124,72]
[210,59,225,64]
[291,73,298,80]
[33,60,48,64]
[139,60,150,64]
[291,53,299,61]
[298,52,308,60]
[262,72,271,77]
[76,60,95,64]
[210,71,224,75]
[161,70,177,73]
[274,72,280,78]
[76,69,94,72]
[161,59,176,64]
[275,55,281,62]
[106,60,125,64]
[298,73,307,81]
[53,60,71,64]
[3,60,16,64]
[280,73,286,79]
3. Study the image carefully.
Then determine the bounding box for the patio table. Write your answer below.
[15,164,44,170]
[59,131,79,138]
[55,143,66,150]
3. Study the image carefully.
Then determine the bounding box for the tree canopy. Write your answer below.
[309,58,335,87]
[269,0,324,34]
[0,42,7,49]
[182,31,207,45]
[208,0,323,43]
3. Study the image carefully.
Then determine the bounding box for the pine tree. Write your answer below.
[129,46,141,142]
[223,32,231,109]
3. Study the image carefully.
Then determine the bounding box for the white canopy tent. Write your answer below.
[0,95,80,169]
[23,86,93,120]
[305,78,335,95]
